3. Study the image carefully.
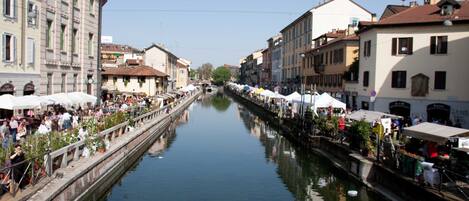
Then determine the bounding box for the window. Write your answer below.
[113,77,117,85]
[3,0,16,18]
[430,36,448,54]
[123,76,130,82]
[60,25,66,51]
[363,40,371,57]
[434,71,446,90]
[73,74,78,91]
[88,33,93,56]
[363,71,369,87]
[47,73,53,95]
[325,52,328,65]
[46,20,53,48]
[392,71,407,88]
[361,101,369,110]
[350,17,359,27]
[72,29,78,54]
[392,37,413,55]
[333,48,344,64]
[61,73,66,92]
[2,33,16,62]
[73,0,78,7]
[27,38,35,65]
[27,2,38,26]
[89,0,94,15]
[411,74,429,97]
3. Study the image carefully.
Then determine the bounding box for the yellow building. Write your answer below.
[304,29,359,99]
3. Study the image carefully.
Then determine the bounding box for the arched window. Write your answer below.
[24,82,35,96]
[0,83,14,95]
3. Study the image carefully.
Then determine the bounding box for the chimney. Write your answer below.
[424,0,439,5]
[347,25,356,36]
[409,1,418,7]
[371,13,377,22]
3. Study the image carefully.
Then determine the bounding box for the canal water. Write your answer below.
[100,92,380,201]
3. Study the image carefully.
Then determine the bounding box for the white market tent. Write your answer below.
[313,93,346,111]
[348,109,402,123]
[285,92,301,102]
[403,122,469,145]
[0,94,14,110]
[12,95,43,110]
[260,90,276,97]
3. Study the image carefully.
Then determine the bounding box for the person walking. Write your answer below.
[9,117,18,144]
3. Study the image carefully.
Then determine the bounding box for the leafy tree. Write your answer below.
[198,63,213,80]
[189,69,198,80]
[212,66,231,85]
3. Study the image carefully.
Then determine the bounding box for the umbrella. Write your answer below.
[12,95,43,109]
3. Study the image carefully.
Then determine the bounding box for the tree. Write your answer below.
[198,63,213,80]
[189,69,198,80]
[212,66,231,85]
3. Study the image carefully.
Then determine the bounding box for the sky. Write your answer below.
[102,0,407,68]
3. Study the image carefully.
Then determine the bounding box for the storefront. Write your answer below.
[427,103,451,124]
[390,101,411,123]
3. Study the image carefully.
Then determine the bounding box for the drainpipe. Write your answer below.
[21,0,26,71]
[96,0,104,105]
[70,1,75,73]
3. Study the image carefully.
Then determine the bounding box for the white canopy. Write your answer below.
[260,90,275,97]
[180,84,197,92]
[403,122,469,145]
[313,93,346,111]
[348,109,402,123]
[12,95,43,110]
[0,94,14,110]
[285,92,301,102]
[68,92,97,105]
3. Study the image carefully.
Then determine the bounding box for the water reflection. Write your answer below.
[236,104,376,201]
[147,110,190,157]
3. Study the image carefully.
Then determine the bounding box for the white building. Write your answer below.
[346,0,469,128]
[176,58,190,89]
[280,0,372,89]
[271,34,283,86]
[144,44,178,91]
[0,0,42,96]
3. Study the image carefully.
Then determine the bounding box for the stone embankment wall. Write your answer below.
[27,92,201,201]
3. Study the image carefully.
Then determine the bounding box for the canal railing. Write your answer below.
[44,91,200,176]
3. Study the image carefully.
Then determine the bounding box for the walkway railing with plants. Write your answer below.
[0,91,199,198]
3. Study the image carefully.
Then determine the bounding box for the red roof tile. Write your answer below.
[373,1,469,26]
[102,66,168,77]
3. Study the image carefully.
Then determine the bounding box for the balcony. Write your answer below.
[314,64,325,74]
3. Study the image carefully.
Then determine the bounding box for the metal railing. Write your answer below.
[0,157,45,197]
[43,91,199,176]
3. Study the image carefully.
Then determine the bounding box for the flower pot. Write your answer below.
[98,148,106,153]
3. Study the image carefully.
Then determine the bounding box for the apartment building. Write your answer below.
[176,58,190,89]
[40,0,107,96]
[240,50,263,86]
[143,44,178,91]
[345,0,469,128]
[280,0,371,93]
[0,0,41,96]
[261,48,271,87]
[271,34,283,87]
[304,28,359,98]
[101,43,143,68]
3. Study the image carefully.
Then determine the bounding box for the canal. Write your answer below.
[100,92,380,201]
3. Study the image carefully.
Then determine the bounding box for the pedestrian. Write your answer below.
[10,144,26,190]
[9,117,18,144]
[0,121,10,149]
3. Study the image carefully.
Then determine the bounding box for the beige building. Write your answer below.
[176,58,190,89]
[0,0,42,96]
[102,64,168,96]
[346,0,469,128]
[144,44,178,91]
[280,0,372,93]
[40,0,108,96]
[304,29,359,98]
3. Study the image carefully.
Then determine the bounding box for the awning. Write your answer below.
[348,110,402,123]
[403,122,469,144]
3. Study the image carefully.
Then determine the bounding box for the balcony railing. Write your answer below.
[314,64,325,74]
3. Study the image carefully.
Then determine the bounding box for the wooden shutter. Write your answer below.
[13,35,16,62]
[2,34,5,61]
[430,36,436,54]
[13,0,17,18]
[408,38,413,54]
[441,36,448,54]
[392,71,397,88]
[363,41,367,57]
[2,0,6,16]
[392,38,397,55]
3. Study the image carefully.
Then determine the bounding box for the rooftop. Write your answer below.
[102,66,168,77]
